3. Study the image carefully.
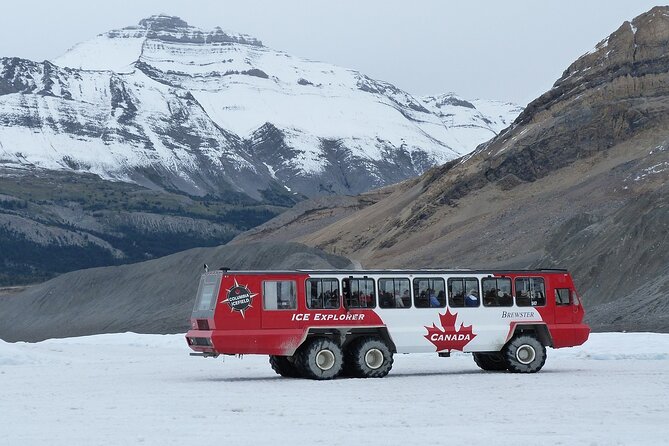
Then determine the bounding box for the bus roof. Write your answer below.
[208,268,569,275]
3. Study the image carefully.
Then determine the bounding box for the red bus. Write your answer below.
[186,269,589,379]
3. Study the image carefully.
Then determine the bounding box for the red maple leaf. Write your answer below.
[424,308,477,352]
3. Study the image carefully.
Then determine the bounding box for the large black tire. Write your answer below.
[296,338,343,380]
[472,352,508,371]
[345,337,393,378]
[269,355,301,378]
[503,335,547,373]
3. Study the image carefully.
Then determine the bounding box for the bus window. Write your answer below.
[515,277,546,307]
[306,278,340,309]
[413,278,446,308]
[482,277,512,307]
[194,274,220,312]
[263,280,297,310]
[448,278,480,307]
[378,278,410,308]
[555,288,571,306]
[343,278,376,308]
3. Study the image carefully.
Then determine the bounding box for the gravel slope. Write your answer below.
[0,242,352,342]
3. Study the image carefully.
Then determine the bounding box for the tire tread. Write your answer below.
[345,336,393,378]
[503,335,547,373]
[296,338,343,380]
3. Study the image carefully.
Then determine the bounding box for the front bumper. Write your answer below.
[186,330,216,354]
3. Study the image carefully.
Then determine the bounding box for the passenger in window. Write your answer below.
[416,290,426,307]
[381,291,394,308]
[404,290,412,306]
[394,290,406,307]
[324,291,337,309]
[350,291,360,307]
[429,289,440,307]
[516,289,530,306]
[497,289,512,306]
[484,289,497,306]
[465,290,479,307]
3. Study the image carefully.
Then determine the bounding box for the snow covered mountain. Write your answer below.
[0,15,521,198]
[421,94,522,153]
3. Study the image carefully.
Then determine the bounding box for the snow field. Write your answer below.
[1,333,668,445]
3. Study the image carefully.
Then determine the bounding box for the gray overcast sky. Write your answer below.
[0,1,663,105]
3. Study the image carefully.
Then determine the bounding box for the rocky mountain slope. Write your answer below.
[233,7,669,332]
[1,15,520,200]
[0,242,352,342]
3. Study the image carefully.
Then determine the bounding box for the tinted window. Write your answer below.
[555,288,571,306]
[515,277,546,307]
[343,278,376,308]
[413,278,446,308]
[448,278,480,308]
[378,278,411,308]
[263,281,297,310]
[306,278,340,309]
[482,278,513,307]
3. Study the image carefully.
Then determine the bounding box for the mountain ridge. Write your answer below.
[2,15,521,200]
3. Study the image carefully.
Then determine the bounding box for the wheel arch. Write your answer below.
[305,326,397,353]
[506,323,553,348]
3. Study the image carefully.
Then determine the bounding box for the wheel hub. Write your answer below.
[315,349,335,371]
[516,344,536,364]
[364,348,384,369]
